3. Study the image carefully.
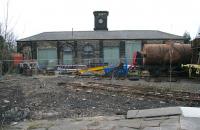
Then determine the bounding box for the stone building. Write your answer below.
[17,11,183,68]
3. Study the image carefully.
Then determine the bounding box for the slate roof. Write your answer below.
[17,30,183,42]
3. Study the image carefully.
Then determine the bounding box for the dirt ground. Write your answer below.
[0,75,200,124]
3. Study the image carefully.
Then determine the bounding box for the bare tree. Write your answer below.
[4,0,9,41]
[0,23,3,35]
[183,31,191,44]
[0,0,17,46]
[0,0,17,76]
[196,26,200,38]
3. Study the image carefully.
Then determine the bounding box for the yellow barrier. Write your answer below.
[79,66,108,74]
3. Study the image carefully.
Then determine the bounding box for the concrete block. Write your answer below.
[140,120,161,128]
[127,107,182,119]
[143,127,160,130]
[160,125,180,130]
[118,119,142,129]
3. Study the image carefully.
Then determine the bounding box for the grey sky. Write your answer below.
[0,0,199,39]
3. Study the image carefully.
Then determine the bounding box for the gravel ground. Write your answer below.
[0,75,200,124]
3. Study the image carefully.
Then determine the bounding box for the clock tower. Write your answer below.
[93,11,109,31]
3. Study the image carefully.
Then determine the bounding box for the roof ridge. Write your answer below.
[40,30,160,33]
[17,30,183,41]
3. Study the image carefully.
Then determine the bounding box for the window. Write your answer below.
[83,45,94,56]
[64,46,72,53]
[63,46,73,64]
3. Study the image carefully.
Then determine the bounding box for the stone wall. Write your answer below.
[17,39,184,65]
[77,40,100,64]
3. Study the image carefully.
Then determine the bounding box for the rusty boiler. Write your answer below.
[142,43,192,65]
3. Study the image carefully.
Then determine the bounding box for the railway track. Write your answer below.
[69,81,200,105]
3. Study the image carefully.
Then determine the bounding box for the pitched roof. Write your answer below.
[17,30,183,42]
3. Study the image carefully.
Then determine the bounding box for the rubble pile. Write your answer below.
[0,75,200,125]
[0,78,30,124]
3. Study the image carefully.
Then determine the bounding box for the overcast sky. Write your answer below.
[0,0,199,39]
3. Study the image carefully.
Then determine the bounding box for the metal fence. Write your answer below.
[0,57,192,79]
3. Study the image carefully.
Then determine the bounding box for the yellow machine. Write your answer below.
[78,66,108,75]
[182,64,200,78]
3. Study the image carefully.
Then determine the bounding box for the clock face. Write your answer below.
[98,18,104,24]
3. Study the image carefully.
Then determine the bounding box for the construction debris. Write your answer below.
[0,75,200,126]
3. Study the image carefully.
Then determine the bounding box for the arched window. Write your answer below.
[64,46,72,53]
[83,45,94,56]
